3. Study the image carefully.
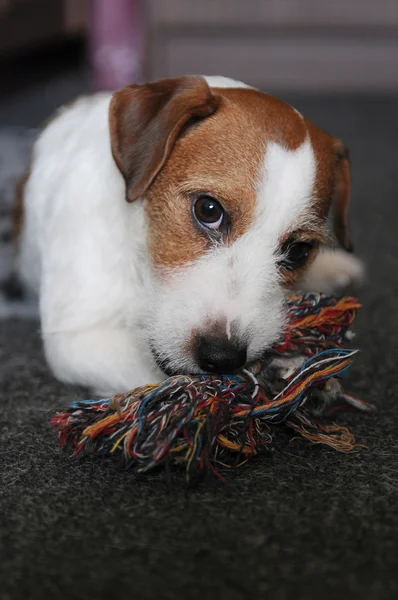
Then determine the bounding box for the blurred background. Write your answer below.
[1,0,398,124]
[0,0,397,312]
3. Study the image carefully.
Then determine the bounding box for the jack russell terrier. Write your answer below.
[16,76,363,396]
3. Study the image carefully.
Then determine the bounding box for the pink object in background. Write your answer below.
[89,0,144,91]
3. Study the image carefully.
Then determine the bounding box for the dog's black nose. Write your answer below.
[196,337,247,373]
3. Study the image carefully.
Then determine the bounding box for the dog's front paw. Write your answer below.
[270,355,306,380]
[300,249,364,294]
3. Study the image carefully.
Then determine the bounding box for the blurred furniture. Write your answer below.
[146,0,398,91]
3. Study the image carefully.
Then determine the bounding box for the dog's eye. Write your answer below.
[193,195,224,230]
[279,240,314,270]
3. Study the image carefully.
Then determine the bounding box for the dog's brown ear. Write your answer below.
[109,76,219,202]
[332,141,353,252]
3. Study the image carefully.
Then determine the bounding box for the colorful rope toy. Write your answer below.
[52,294,374,481]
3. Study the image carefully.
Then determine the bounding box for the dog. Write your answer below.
[16,75,363,396]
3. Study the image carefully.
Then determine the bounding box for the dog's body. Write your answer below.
[17,76,363,395]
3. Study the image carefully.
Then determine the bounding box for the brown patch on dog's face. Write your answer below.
[110,77,352,274]
[144,87,307,270]
[306,119,353,251]
[306,119,337,215]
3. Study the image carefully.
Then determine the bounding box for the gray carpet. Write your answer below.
[1,91,398,600]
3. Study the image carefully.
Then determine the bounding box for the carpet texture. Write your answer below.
[1,93,398,600]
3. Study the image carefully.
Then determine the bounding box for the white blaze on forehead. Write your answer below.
[201,75,254,90]
[255,137,317,241]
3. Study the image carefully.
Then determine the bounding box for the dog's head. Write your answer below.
[109,76,352,375]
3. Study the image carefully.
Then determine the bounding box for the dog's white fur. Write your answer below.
[18,76,363,396]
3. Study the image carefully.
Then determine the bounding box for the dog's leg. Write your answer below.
[43,328,165,397]
[270,355,306,380]
[299,248,364,294]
